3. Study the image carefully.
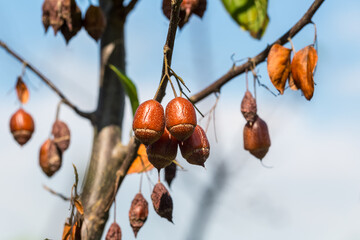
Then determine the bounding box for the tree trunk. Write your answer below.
[80,1,127,239]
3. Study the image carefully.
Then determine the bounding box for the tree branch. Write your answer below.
[190,0,325,104]
[124,0,140,16]
[0,40,95,123]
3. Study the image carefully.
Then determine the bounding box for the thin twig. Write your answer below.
[0,40,95,123]
[43,185,71,201]
[190,0,325,104]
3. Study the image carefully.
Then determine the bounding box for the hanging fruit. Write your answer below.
[146,128,178,170]
[84,5,107,41]
[165,97,197,141]
[164,162,177,187]
[129,193,148,237]
[291,45,318,100]
[39,139,62,177]
[240,90,257,124]
[267,44,292,94]
[9,108,35,146]
[133,99,165,145]
[105,222,122,240]
[52,120,71,153]
[151,182,173,222]
[243,116,271,160]
[16,76,29,104]
[179,125,210,167]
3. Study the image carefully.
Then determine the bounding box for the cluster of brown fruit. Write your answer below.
[39,120,71,177]
[42,0,106,43]
[267,43,318,100]
[133,97,210,169]
[241,90,271,160]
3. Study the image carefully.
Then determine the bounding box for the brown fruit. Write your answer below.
[291,45,318,100]
[146,128,178,170]
[16,76,29,104]
[84,5,107,41]
[165,97,197,141]
[243,116,271,160]
[129,193,148,237]
[164,162,177,187]
[52,120,71,153]
[240,90,257,123]
[9,108,35,146]
[151,182,173,222]
[105,222,122,240]
[39,139,62,177]
[180,125,209,167]
[267,44,292,94]
[133,100,165,145]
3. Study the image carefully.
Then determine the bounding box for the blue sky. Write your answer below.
[1,0,360,239]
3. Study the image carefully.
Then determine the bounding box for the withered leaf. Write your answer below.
[291,45,318,100]
[129,193,149,237]
[288,73,298,91]
[52,120,71,153]
[164,162,177,187]
[267,44,292,94]
[151,182,173,222]
[74,198,84,215]
[127,144,154,174]
[105,222,122,240]
[42,0,63,35]
[240,90,257,123]
[84,5,107,41]
[16,76,29,104]
[62,219,81,240]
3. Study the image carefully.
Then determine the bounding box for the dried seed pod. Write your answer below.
[60,0,82,43]
[240,90,257,123]
[52,120,71,153]
[84,5,107,41]
[9,108,35,146]
[180,125,210,167]
[129,193,149,237]
[151,182,173,222]
[164,162,177,187]
[42,0,63,34]
[133,100,165,145]
[16,76,29,104]
[105,222,122,240]
[39,139,62,177]
[291,45,318,100]
[267,44,292,94]
[243,116,271,160]
[165,97,197,141]
[146,128,178,170]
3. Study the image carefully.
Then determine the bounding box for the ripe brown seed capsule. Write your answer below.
[52,120,71,153]
[164,162,177,187]
[146,128,178,170]
[240,90,257,123]
[151,182,173,223]
[84,5,107,41]
[39,139,62,177]
[180,125,209,167]
[129,193,149,237]
[105,222,122,240]
[9,108,35,146]
[243,116,271,160]
[133,100,165,145]
[165,97,197,141]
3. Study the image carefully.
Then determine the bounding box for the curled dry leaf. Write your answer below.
[52,120,71,153]
[16,76,29,104]
[162,0,207,28]
[62,218,81,240]
[240,90,257,123]
[151,182,173,223]
[105,222,122,240]
[164,162,177,187]
[243,116,271,160]
[127,144,154,174]
[267,44,292,94]
[39,139,62,177]
[129,193,149,237]
[74,198,84,215]
[84,5,107,41]
[9,108,35,146]
[291,45,318,100]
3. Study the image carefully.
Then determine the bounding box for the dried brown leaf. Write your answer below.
[291,45,318,100]
[267,44,291,94]
[74,198,84,215]
[62,219,81,240]
[127,144,154,174]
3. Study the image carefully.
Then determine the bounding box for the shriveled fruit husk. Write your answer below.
[151,182,173,222]
[240,90,257,123]
[60,0,82,43]
[164,162,177,187]
[39,139,62,177]
[84,5,107,41]
[129,193,148,237]
[105,222,122,240]
[52,120,71,152]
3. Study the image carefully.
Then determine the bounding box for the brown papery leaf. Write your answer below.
[267,44,291,94]
[291,45,318,100]
[62,219,81,240]
[127,144,154,174]
[288,73,298,91]
[16,76,29,104]
[42,0,63,34]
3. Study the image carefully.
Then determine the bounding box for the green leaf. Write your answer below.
[221,0,269,39]
[109,64,139,116]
